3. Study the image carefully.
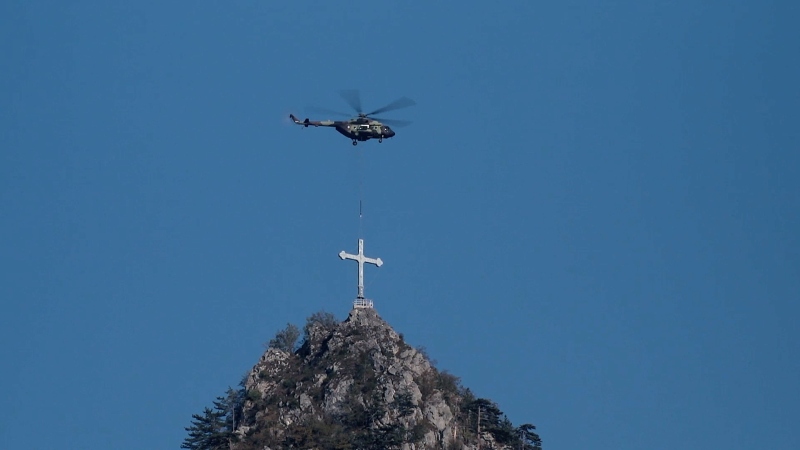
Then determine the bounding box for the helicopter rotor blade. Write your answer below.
[339,89,363,114]
[364,96,416,116]
[372,117,413,128]
[305,105,352,117]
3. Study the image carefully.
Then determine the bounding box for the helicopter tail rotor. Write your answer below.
[289,114,312,127]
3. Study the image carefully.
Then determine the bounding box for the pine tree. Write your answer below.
[223,386,245,434]
[181,406,229,450]
[517,423,543,450]
[181,382,247,450]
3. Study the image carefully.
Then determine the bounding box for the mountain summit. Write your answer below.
[182,307,542,450]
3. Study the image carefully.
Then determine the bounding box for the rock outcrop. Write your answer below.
[228,307,540,450]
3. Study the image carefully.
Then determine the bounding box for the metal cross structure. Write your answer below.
[339,238,382,301]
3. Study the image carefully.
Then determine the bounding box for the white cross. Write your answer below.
[339,238,383,299]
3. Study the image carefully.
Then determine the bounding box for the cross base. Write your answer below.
[353,299,374,309]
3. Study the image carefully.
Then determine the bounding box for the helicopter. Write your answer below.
[289,90,415,146]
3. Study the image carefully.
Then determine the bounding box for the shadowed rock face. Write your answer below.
[231,308,528,450]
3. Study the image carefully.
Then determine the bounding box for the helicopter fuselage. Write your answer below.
[335,120,394,142]
[289,114,396,145]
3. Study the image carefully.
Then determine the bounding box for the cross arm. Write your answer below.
[365,257,383,267]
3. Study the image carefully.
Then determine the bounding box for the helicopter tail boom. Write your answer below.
[289,114,334,127]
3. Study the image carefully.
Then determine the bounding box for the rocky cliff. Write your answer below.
[223,307,542,450]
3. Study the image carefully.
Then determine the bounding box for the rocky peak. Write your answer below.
[215,308,541,450]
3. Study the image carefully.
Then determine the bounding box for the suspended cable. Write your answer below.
[356,145,365,240]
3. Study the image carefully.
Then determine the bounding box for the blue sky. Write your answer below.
[2,1,798,449]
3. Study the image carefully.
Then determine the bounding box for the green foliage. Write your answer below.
[461,397,535,446]
[315,376,410,450]
[391,389,415,417]
[283,414,351,450]
[182,386,245,450]
[245,389,261,402]
[267,322,300,353]
[408,423,428,444]
[283,416,334,449]
[303,310,338,340]
[494,415,516,444]
[353,422,404,450]
[460,386,476,405]
[181,407,229,450]
[223,385,245,432]
[518,423,544,450]
[436,370,461,402]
